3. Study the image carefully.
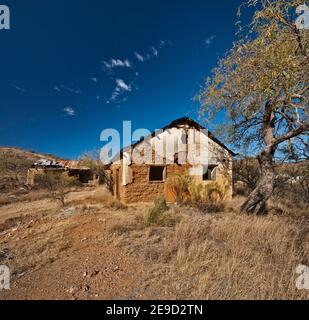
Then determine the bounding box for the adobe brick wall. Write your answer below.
[111,161,233,204]
[114,164,191,204]
[122,165,164,203]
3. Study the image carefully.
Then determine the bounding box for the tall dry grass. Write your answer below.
[108,197,309,300]
[165,174,226,213]
[162,211,309,299]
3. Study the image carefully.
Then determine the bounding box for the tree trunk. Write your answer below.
[241,100,276,215]
[241,148,275,214]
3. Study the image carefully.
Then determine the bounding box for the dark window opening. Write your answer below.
[174,153,179,165]
[203,165,217,181]
[149,166,165,182]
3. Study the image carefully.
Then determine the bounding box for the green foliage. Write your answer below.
[35,171,79,206]
[146,197,169,226]
[198,0,308,154]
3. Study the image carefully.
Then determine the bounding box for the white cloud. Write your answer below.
[151,46,159,57]
[103,58,132,70]
[134,52,145,62]
[12,85,27,93]
[54,85,81,94]
[102,40,172,104]
[108,79,132,103]
[64,107,75,116]
[205,35,216,47]
[90,77,97,82]
[65,87,81,94]
[116,79,131,92]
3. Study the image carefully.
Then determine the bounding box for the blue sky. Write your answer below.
[0,0,249,159]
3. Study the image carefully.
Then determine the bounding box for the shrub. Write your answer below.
[145,197,169,226]
[166,174,225,213]
[35,171,78,206]
[165,174,191,203]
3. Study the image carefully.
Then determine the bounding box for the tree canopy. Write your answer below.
[199,0,309,158]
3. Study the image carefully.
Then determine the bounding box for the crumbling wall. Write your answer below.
[113,161,233,204]
[112,125,234,204]
[119,164,190,203]
[26,168,45,186]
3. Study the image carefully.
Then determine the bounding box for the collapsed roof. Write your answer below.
[33,159,90,170]
[112,117,236,163]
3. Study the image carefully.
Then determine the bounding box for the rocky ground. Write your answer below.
[0,189,176,300]
[0,188,308,300]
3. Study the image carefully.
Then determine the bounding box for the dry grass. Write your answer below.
[0,190,53,207]
[169,212,308,299]
[165,174,227,214]
[69,187,127,210]
[1,187,308,300]
[108,197,309,300]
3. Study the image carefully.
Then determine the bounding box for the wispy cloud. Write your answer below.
[64,87,81,94]
[134,52,145,62]
[158,40,166,48]
[116,79,131,92]
[12,85,27,93]
[90,77,97,83]
[108,79,132,103]
[54,85,81,95]
[205,35,216,47]
[103,40,171,104]
[64,107,75,116]
[103,58,132,70]
[151,46,159,57]
[134,40,170,63]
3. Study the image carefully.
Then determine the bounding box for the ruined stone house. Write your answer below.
[26,159,99,187]
[110,117,235,204]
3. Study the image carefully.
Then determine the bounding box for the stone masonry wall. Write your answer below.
[120,164,191,204]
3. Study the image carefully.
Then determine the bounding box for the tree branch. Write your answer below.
[272,123,309,147]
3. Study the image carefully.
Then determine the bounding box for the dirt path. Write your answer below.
[0,191,170,300]
[1,242,158,300]
[0,198,56,224]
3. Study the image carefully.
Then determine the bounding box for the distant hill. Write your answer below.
[0,147,64,162]
[0,147,64,192]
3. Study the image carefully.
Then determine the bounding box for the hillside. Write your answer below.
[0,147,64,192]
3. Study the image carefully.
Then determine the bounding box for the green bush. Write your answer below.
[35,171,79,206]
[145,197,169,226]
[166,174,225,213]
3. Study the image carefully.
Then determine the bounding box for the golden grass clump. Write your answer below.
[167,211,309,299]
[165,174,226,213]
